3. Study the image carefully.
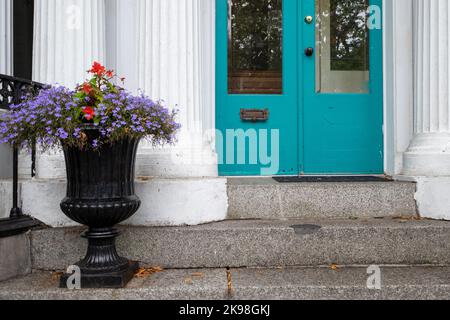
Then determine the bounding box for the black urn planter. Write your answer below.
[59,128,141,288]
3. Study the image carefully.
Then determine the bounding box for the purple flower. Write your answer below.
[0,83,180,151]
[57,128,69,139]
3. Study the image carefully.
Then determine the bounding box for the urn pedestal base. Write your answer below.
[59,228,139,289]
[59,261,139,289]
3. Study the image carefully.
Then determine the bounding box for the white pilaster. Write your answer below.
[32,0,106,179]
[399,0,450,220]
[135,0,217,177]
[403,0,450,176]
[0,0,12,75]
[383,0,414,175]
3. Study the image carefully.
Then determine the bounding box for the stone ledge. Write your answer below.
[18,178,228,227]
[1,266,450,300]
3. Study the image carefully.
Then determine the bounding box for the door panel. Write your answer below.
[216,0,384,176]
[302,0,383,174]
[216,0,299,176]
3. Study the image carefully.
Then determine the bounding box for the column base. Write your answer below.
[403,133,450,176]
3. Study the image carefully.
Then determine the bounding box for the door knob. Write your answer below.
[305,47,314,57]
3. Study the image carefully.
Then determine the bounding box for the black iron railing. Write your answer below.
[0,74,44,237]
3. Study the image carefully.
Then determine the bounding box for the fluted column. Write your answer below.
[33,0,106,87]
[403,0,450,176]
[0,0,12,75]
[32,0,106,179]
[135,0,217,177]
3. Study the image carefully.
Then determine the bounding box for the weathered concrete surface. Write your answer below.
[0,269,228,300]
[1,267,449,300]
[229,266,450,300]
[414,177,450,220]
[0,233,31,282]
[31,218,450,270]
[227,178,417,219]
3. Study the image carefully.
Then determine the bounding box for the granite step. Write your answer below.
[227,178,417,219]
[31,218,450,270]
[1,266,449,300]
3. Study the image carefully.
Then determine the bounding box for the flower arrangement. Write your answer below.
[0,62,180,151]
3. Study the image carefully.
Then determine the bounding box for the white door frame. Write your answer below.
[383,0,415,176]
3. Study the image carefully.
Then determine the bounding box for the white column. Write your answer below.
[135,0,217,177]
[104,0,139,94]
[0,0,12,75]
[32,0,106,179]
[403,0,450,176]
[33,0,106,88]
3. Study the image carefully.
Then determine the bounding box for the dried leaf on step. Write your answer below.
[192,272,204,278]
[185,277,193,285]
[134,266,164,278]
[330,264,339,271]
[52,271,64,280]
[393,215,423,221]
[152,266,164,272]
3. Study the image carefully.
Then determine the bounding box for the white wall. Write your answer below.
[0,0,12,76]
[0,0,13,180]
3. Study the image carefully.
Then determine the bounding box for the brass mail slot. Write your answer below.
[240,108,269,122]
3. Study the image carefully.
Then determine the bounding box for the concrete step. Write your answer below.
[227,178,417,219]
[1,266,449,300]
[31,218,450,270]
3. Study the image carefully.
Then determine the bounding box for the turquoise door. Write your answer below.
[216,0,383,176]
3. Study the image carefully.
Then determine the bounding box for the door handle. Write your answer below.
[305,47,314,57]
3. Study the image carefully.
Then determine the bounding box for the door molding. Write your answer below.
[382,0,414,176]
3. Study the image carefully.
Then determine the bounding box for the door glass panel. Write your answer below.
[315,0,370,93]
[228,0,283,95]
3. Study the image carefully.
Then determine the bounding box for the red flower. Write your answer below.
[106,70,114,78]
[82,107,95,121]
[120,77,126,82]
[81,82,93,95]
[89,61,106,76]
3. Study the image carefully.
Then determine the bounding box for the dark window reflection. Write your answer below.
[329,0,369,71]
[228,0,283,95]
